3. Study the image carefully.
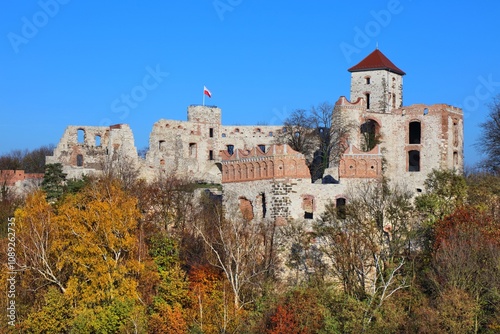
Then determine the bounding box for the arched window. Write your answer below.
[77,129,85,144]
[360,119,380,151]
[226,145,234,155]
[409,122,421,144]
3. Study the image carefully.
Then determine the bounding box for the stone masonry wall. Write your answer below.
[46,124,138,179]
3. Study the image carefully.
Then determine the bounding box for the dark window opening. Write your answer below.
[409,122,421,144]
[261,193,267,218]
[408,150,420,172]
[258,145,266,153]
[222,133,226,138]
[416,188,422,193]
[76,154,83,167]
[336,198,346,219]
[365,93,371,109]
[159,140,166,150]
[392,93,396,108]
[77,129,85,144]
[366,77,371,84]
[226,145,234,155]
[304,212,313,219]
[360,119,379,151]
[209,150,214,160]
[209,128,214,138]
[189,143,197,157]
[453,151,459,166]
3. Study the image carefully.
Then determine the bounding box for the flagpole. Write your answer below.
[203,87,205,106]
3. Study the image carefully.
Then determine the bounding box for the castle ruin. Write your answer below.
[47,49,464,222]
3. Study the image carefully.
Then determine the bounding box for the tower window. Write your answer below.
[189,143,197,157]
[226,145,234,155]
[95,135,101,147]
[76,154,84,167]
[408,150,420,172]
[209,150,214,160]
[209,128,214,137]
[258,145,266,153]
[77,129,85,144]
[365,93,371,109]
[336,198,347,219]
[409,122,421,144]
[366,77,371,84]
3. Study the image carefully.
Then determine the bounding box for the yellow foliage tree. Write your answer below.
[55,179,142,307]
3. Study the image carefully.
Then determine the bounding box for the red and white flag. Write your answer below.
[203,86,212,98]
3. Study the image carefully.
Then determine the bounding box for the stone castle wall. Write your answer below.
[46,50,464,224]
[46,124,138,179]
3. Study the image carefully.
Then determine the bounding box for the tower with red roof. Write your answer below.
[348,49,405,113]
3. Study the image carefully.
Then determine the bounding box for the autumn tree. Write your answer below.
[188,265,229,334]
[15,179,146,332]
[135,175,196,233]
[194,194,268,313]
[430,207,500,332]
[414,169,467,253]
[148,235,190,334]
[315,180,415,330]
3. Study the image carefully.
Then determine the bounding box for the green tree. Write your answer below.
[41,163,67,201]
[23,287,72,333]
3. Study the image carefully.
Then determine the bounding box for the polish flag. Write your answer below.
[204,86,212,98]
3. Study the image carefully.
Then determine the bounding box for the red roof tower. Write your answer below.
[348,49,405,75]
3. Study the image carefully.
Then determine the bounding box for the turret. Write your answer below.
[348,49,405,113]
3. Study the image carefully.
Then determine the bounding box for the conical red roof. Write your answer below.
[348,49,405,75]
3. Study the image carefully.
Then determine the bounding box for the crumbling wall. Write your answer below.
[46,124,139,179]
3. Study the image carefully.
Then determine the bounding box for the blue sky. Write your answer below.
[1,1,499,167]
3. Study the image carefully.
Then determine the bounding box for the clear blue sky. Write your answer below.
[1,0,498,167]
